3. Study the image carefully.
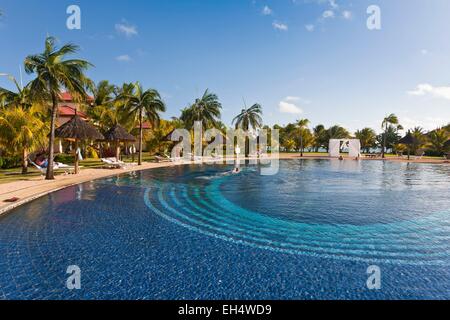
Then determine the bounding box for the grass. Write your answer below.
[0,154,157,185]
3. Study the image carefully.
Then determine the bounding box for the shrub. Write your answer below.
[54,154,74,164]
[86,146,99,159]
[0,156,21,169]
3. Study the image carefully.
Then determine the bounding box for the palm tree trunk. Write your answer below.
[46,93,58,180]
[245,138,249,157]
[138,109,143,165]
[115,141,120,161]
[74,139,80,174]
[22,148,28,174]
[382,123,387,159]
[300,135,304,157]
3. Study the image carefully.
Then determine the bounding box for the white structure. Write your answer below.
[329,139,361,158]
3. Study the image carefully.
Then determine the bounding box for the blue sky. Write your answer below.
[1,0,450,133]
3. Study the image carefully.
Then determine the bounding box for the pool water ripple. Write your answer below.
[1,160,449,299]
[143,162,450,266]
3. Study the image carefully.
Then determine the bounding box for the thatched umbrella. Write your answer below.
[445,140,450,159]
[398,131,417,160]
[103,124,136,161]
[445,139,450,149]
[55,115,104,174]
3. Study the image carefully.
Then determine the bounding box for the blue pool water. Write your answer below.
[0,159,449,299]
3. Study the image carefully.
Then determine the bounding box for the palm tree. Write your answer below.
[232,103,263,157]
[355,128,377,153]
[0,106,47,173]
[428,128,448,155]
[88,80,125,131]
[410,126,426,155]
[381,114,399,158]
[24,36,93,180]
[326,125,350,139]
[312,124,326,152]
[0,74,33,110]
[118,82,165,165]
[233,104,263,131]
[180,89,222,129]
[296,119,310,157]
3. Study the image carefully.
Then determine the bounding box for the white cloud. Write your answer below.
[305,24,315,32]
[322,10,335,19]
[401,116,448,131]
[262,5,273,15]
[279,100,303,114]
[329,0,339,9]
[272,21,288,31]
[116,54,132,62]
[285,96,301,102]
[284,96,311,104]
[342,10,352,20]
[115,22,138,37]
[408,83,450,100]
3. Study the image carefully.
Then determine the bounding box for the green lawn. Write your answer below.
[0,155,156,185]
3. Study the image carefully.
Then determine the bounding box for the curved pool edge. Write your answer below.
[1,155,448,217]
[0,161,182,217]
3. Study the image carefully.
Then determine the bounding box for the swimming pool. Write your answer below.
[0,160,449,299]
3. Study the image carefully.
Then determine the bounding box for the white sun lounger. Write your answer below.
[101,158,130,169]
[29,159,75,175]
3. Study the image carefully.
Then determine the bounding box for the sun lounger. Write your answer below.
[101,158,129,169]
[165,154,184,162]
[29,158,76,175]
[154,155,172,163]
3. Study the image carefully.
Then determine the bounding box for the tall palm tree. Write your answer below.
[312,124,326,152]
[0,106,47,173]
[0,74,33,110]
[232,103,263,131]
[24,36,93,180]
[381,114,399,158]
[327,125,350,140]
[428,128,448,155]
[180,89,222,129]
[296,119,310,157]
[410,126,426,155]
[355,128,377,153]
[88,80,126,131]
[232,103,263,157]
[118,82,165,165]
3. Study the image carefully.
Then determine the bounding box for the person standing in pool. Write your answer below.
[234,145,242,173]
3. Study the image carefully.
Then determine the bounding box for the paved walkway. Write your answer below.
[0,162,178,215]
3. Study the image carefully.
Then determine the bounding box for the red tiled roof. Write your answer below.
[136,122,152,130]
[59,92,94,102]
[58,105,87,118]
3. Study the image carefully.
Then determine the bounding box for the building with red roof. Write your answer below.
[57,92,92,126]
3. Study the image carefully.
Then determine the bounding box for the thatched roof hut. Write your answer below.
[103,125,136,142]
[398,132,416,145]
[102,124,136,161]
[398,131,417,160]
[445,139,450,149]
[55,115,104,141]
[55,115,104,174]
